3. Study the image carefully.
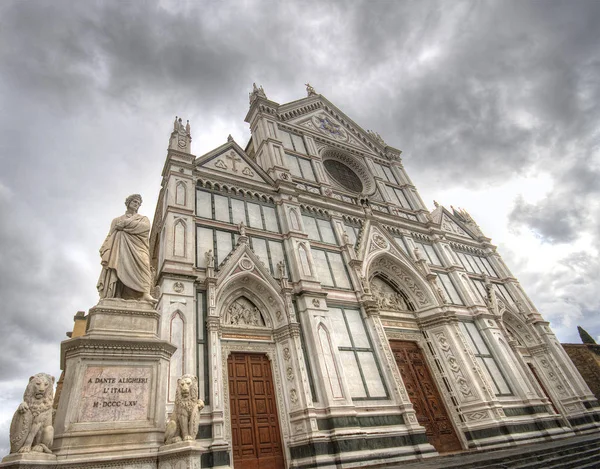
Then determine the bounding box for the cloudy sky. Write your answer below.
[1,0,599,454]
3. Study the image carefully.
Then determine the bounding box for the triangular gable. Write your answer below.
[293,111,375,153]
[278,95,398,157]
[196,141,274,186]
[440,212,475,239]
[215,239,281,293]
[356,222,406,269]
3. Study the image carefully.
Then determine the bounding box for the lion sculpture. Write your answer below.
[164,374,204,445]
[9,373,55,455]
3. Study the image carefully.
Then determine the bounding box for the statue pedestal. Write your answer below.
[158,441,207,468]
[52,299,176,463]
[0,452,57,468]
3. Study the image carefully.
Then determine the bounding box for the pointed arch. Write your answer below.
[221,296,267,327]
[173,218,186,257]
[175,180,187,205]
[168,311,185,402]
[289,208,301,231]
[370,274,416,313]
[366,251,439,310]
[317,323,344,399]
[502,309,539,347]
[217,270,287,329]
[298,243,312,277]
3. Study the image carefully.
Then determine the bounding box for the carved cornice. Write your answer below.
[529,344,550,355]
[88,307,160,320]
[60,457,158,469]
[448,241,486,256]
[274,323,301,342]
[61,337,176,369]
[417,311,459,329]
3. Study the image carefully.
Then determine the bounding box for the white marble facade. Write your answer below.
[149,88,600,469]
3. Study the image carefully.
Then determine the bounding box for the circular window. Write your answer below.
[323,159,363,193]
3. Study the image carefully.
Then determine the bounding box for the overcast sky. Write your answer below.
[1,0,599,454]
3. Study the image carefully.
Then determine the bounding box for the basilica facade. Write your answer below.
[149,85,600,469]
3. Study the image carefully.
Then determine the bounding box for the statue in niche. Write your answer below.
[223,298,265,326]
[277,260,287,279]
[342,230,351,245]
[205,249,214,268]
[97,194,155,303]
[371,277,410,311]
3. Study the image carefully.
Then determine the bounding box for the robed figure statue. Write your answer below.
[97,194,155,303]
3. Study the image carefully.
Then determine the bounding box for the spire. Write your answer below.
[453,206,484,237]
[367,129,386,146]
[168,116,192,153]
[249,82,267,104]
[578,326,597,344]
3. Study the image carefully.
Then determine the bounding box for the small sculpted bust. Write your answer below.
[97,194,156,303]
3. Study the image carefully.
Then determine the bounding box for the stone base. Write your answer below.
[52,301,176,462]
[158,440,207,468]
[0,452,57,467]
[86,299,160,339]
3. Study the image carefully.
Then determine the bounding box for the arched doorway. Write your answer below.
[371,275,463,453]
[221,296,286,469]
[228,350,284,469]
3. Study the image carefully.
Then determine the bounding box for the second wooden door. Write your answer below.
[390,340,462,453]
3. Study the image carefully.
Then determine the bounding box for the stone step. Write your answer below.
[510,442,600,468]
[573,458,600,469]
[382,434,600,469]
[441,442,600,469]
[514,448,600,469]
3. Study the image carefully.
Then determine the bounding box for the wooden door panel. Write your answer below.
[390,341,462,453]
[228,353,285,469]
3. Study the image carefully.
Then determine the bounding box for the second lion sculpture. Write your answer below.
[164,374,204,445]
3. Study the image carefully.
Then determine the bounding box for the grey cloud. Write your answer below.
[501,247,600,344]
[508,156,600,243]
[509,194,584,244]
[1,0,600,444]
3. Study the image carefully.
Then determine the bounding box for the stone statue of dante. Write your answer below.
[97,194,155,302]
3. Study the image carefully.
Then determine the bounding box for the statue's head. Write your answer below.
[125,194,143,212]
[176,374,199,402]
[24,373,55,403]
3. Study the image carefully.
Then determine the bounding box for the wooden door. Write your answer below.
[228,353,285,469]
[527,363,560,414]
[390,340,462,453]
